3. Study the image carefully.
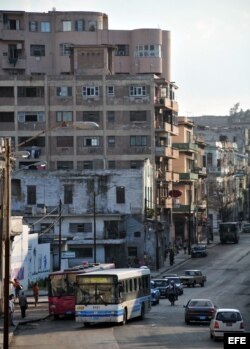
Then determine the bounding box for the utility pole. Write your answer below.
[188,182,192,255]
[58,199,62,270]
[3,138,11,349]
[93,192,96,263]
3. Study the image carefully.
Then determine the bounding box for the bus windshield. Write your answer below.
[49,273,75,297]
[76,283,118,305]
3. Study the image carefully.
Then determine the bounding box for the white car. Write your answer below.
[210,308,245,340]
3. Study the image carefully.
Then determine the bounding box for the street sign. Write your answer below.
[61,251,76,259]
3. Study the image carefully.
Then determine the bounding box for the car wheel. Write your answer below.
[210,331,213,339]
[185,318,190,325]
[200,281,204,287]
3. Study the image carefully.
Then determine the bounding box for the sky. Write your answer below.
[2,0,250,116]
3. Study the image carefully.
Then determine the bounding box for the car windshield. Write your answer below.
[216,311,242,321]
[166,277,180,283]
[189,300,213,307]
[193,245,205,250]
[154,280,168,287]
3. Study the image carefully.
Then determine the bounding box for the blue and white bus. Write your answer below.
[75,268,151,326]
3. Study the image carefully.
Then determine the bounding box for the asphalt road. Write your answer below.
[9,233,250,349]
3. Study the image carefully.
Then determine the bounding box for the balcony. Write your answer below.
[173,203,195,214]
[155,97,179,112]
[155,146,179,159]
[2,56,26,70]
[179,172,198,181]
[172,142,198,153]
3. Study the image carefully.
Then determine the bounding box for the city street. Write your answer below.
[9,233,250,349]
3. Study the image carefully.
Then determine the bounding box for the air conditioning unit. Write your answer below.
[16,43,22,50]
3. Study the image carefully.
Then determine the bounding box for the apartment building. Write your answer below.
[172,117,207,246]
[0,10,179,270]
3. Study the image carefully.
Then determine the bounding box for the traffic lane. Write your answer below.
[12,318,120,349]
[114,297,220,349]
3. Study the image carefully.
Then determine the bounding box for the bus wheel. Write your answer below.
[140,303,145,320]
[120,309,127,325]
[84,322,90,327]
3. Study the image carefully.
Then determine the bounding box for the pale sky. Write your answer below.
[2,0,250,116]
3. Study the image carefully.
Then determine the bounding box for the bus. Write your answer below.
[48,263,115,318]
[219,222,240,244]
[75,268,151,326]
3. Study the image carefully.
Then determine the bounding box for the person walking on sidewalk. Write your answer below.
[32,282,40,307]
[11,278,22,299]
[19,292,28,318]
[9,294,15,326]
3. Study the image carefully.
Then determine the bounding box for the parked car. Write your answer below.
[241,222,250,233]
[151,279,169,298]
[191,244,207,257]
[184,298,216,324]
[210,308,245,340]
[150,281,160,305]
[163,275,184,295]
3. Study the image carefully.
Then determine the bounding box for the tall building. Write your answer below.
[0,10,179,271]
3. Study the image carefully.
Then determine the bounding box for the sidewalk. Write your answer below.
[0,294,49,349]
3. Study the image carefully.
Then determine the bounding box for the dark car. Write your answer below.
[163,276,184,295]
[150,281,160,305]
[191,244,207,258]
[184,298,216,324]
[151,279,169,298]
[242,222,250,233]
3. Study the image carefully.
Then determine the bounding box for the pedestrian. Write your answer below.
[169,248,175,266]
[183,240,187,254]
[12,278,22,298]
[9,294,15,326]
[32,282,39,307]
[19,292,28,318]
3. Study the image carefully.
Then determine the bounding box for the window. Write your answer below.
[29,21,38,32]
[116,186,125,204]
[82,86,99,97]
[18,87,44,97]
[115,44,129,56]
[57,161,73,170]
[0,86,14,97]
[64,184,73,204]
[56,136,73,147]
[130,136,147,146]
[8,19,20,30]
[0,112,14,123]
[69,223,92,233]
[41,21,50,32]
[62,20,72,31]
[83,136,99,147]
[107,86,114,96]
[18,112,45,123]
[88,21,96,31]
[75,19,85,31]
[134,231,141,238]
[108,136,115,147]
[107,111,115,123]
[108,161,116,169]
[82,111,100,123]
[70,248,92,258]
[56,111,73,122]
[129,86,146,97]
[83,161,93,170]
[60,43,73,56]
[128,246,137,257]
[30,45,45,56]
[27,185,36,205]
[130,111,147,122]
[56,86,72,97]
[135,44,161,57]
